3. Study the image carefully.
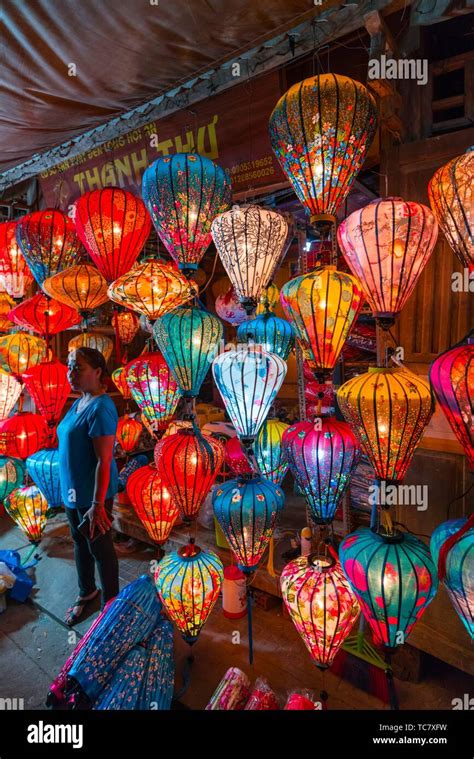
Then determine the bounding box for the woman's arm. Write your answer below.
[86,435,116,537]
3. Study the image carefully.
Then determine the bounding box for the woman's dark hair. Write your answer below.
[75,346,109,389]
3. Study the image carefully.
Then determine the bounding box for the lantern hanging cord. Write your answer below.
[198,250,219,296]
[446,481,474,520]
[392,521,431,540]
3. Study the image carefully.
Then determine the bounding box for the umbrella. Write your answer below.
[137,620,175,710]
[92,645,148,710]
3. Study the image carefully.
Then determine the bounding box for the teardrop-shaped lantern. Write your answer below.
[155,428,224,522]
[114,309,140,345]
[0,369,22,420]
[0,221,34,299]
[42,262,109,317]
[215,285,249,326]
[68,332,114,362]
[281,551,360,669]
[237,312,295,360]
[9,293,80,337]
[0,456,25,502]
[212,205,290,314]
[4,484,49,543]
[125,352,182,433]
[224,436,254,476]
[26,448,62,510]
[22,359,70,429]
[0,332,47,376]
[212,345,287,447]
[154,306,223,397]
[126,463,179,545]
[431,518,473,639]
[269,74,377,223]
[428,147,474,272]
[111,366,132,400]
[15,209,82,288]
[337,198,438,329]
[254,419,290,485]
[283,418,360,524]
[213,474,285,572]
[429,333,473,471]
[340,527,438,650]
[256,282,279,314]
[108,259,195,320]
[116,415,142,454]
[74,188,151,282]
[0,413,49,459]
[0,294,15,332]
[154,541,223,644]
[142,153,232,274]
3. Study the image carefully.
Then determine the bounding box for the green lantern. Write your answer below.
[0,456,25,502]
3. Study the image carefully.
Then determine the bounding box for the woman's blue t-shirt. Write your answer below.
[57,394,119,509]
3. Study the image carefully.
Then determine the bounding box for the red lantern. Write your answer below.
[114,310,140,345]
[22,360,71,431]
[0,221,34,299]
[0,413,49,459]
[116,415,142,454]
[126,463,179,544]
[111,366,132,400]
[225,436,253,476]
[9,293,80,337]
[15,209,82,288]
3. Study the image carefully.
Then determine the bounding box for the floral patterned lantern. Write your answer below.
[15,209,81,288]
[154,540,223,644]
[431,518,473,639]
[74,188,151,282]
[108,259,195,320]
[68,332,113,362]
[22,359,70,431]
[142,153,232,274]
[0,369,22,420]
[0,413,49,459]
[116,415,142,454]
[0,456,25,503]
[215,285,248,326]
[26,448,62,510]
[114,309,140,345]
[281,551,360,669]
[254,419,290,485]
[125,352,182,434]
[126,463,179,545]
[0,221,34,299]
[256,282,279,314]
[111,366,132,400]
[0,332,47,376]
[337,198,438,329]
[237,311,295,360]
[4,484,49,543]
[42,262,109,318]
[9,293,80,337]
[224,436,253,476]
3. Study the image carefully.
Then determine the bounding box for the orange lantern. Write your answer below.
[0,293,15,332]
[68,332,113,362]
[116,415,142,454]
[42,262,109,317]
[9,293,80,337]
[0,413,49,459]
[111,366,132,400]
[4,485,48,542]
[126,463,179,544]
[0,221,34,299]
[113,309,140,345]
[0,332,48,376]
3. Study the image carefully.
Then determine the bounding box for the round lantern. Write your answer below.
[26,448,62,510]
[111,366,132,400]
[337,198,438,329]
[155,428,224,522]
[224,436,254,476]
[283,418,360,524]
[116,415,142,454]
[126,463,179,545]
[107,258,195,320]
[125,352,182,433]
[22,359,70,429]
[281,551,360,669]
[9,293,80,337]
[340,527,438,650]
[0,413,49,459]
[0,456,25,502]
[0,369,22,420]
[256,283,279,314]
[212,345,287,447]
[0,332,47,376]
[254,419,290,485]
[215,285,249,326]
[431,518,473,639]
[154,540,223,644]
[429,334,473,470]
[269,74,377,223]
[213,474,285,571]
[68,332,113,362]
[211,205,290,314]
[15,209,81,288]
[280,265,363,381]
[142,153,232,274]
[113,309,140,345]
[337,367,433,483]
[0,221,34,299]
[4,484,49,543]
[42,262,109,317]
[74,187,151,282]
[153,306,223,397]
[0,293,15,332]
[428,147,473,272]
[237,312,295,360]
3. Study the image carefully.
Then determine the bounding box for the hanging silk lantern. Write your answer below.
[213,474,285,571]
[256,283,279,315]
[0,369,22,420]
[111,366,132,400]
[281,551,360,669]
[142,153,232,274]
[114,309,140,345]
[211,205,290,314]
[340,527,438,650]
[125,352,182,433]
[269,74,377,224]
[337,198,438,329]
[0,413,49,459]
[0,293,15,332]
[237,312,295,360]
[0,221,34,299]
[224,436,254,476]
[22,359,70,429]
[280,265,363,381]
[0,456,25,502]
[212,345,287,447]
[108,258,195,320]
[215,285,249,326]
[154,541,223,644]
[42,262,109,317]
[116,415,142,454]
[429,334,473,471]
[254,419,290,485]
[155,428,224,522]
[26,448,62,510]
[337,367,433,483]
[68,332,113,362]
[283,418,360,524]
[74,187,151,282]
[126,463,179,545]
[15,209,81,288]
[428,147,473,272]
[9,292,80,337]
[431,518,473,639]
[4,485,49,543]
[154,306,223,397]
[0,332,47,376]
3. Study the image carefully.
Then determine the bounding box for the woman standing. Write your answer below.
[57,346,119,626]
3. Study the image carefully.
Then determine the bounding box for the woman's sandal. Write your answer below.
[64,589,100,626]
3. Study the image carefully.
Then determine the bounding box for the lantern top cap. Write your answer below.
[307,552,336,571]
[179,541,201,560]
[367,366,400,374]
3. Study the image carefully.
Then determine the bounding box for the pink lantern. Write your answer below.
[215,286,249,326]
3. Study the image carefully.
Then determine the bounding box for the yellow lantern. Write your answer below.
[256,283,279,315]
[68,332,113,362]
[4,484,48,543]
[42,262,109,317]
[0,332,47,376]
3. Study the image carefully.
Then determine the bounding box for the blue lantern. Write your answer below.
[237,311,295,360]
[0,456,24,502]
[26,449,62,510]
[431,518,474,640]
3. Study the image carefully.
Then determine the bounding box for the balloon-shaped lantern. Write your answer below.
[108,259,195,320]
[113,309,140,345]
[431,518,473,639]
[4,484,49,543]
[26,448,62,510]
[269,74,377,224]
[0,456,25,502]
[337,198,438,329]
[0,221,34,299]
[237,311,295,360]
[215,285,248,326]
[116,415,142,454]
[15,209,81,288]
[68,332,113,362]
[0,413,49,459]
[9,292,80,337]
[142,153,232,274]
[254,419,290,485]
[111,366,132,400]
[224,436,254,477]
[22,359,70,430]
[74,188,151,282]
[0,332,47,376]
[0,369,22,420]
[126,464,179,545]
[154,541,223,644]
[42,262,109,318]
[125,352,182,434]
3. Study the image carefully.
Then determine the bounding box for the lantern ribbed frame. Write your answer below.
[15,209,81,287]
[0,369,22,420]
[126,463,179,545]
[22,360,70,427]
[125,352,182,432]
[0,332,47,376]
[42,262,109,314]
[26,448,62,509]
[0,413,49,459]
[4,484,49,542]
[254,419,290,485]
[0,221,34,299]
[9,292,80,336]
[237,312,295,360]
[431,518,474,639]
[116,415,142,453]
[115,310,140,345]
[108,259,195,320]
[68,332,114,362]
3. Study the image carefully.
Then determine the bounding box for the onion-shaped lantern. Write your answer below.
[340,527,438,650]
[224,436,254,476]
[215,285,248,326]
[0,413,49,459]
[113,309,140,345]
[212,345,287,447]
[211,205,290,314]
[0,332,47,376]
[213,474,285,572]
[281,551,360,669]
[111,366,132,400]
[155,428,224,522]
[15,209,81,288]
[431,518,473,639]
[22,359,70,430]
[108,259,195,320]
[4,484,49,543]
[142,153,232,274]
[125,352,182,434]
[0,221,34,299]
[428,147,473,272]
[26,448,62,510]
[254,419,290,485]
[237,312,294,360]
[283,418,360,524]
[0,294,15,332]
[154,306,223,397]
[126,463,179,545]
[74,188,151,282]
[280,265,363,381]
[154,540,223,644]
[42,262,109,317]
[269,74,377,224]
[429,333,473,470]
[256,282,279,314]
[116,415,142,454]
[337,198,438,329]
[68,332,113,362]
[0,369,22,420]
[9,293,80,337]
[0,456,25,502]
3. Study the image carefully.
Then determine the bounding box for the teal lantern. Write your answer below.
[237,311,295,360]
[0,456,24,503]
[431,518,474,640]
[26,448,62,511]
[153,306,223,397]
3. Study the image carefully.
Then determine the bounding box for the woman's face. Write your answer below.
[67,351,102,393]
